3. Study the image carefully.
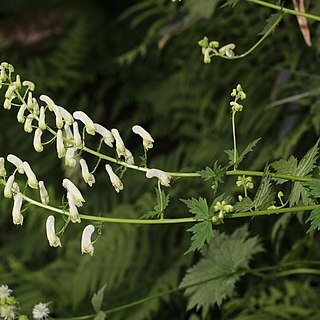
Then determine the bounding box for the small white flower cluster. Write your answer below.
[236,175,254,189]
[0,154,49,226]
[198,37,236,63]
[230,84,246,112]
[0,283,50,320]
[213,200,233,220]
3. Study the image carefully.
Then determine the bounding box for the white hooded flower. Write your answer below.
[65,147,77,168]
[40,95,63,129]
[12,182,20,194]
[12,192,23,225]
[111,128,126,158]
[72,121,83,149]
[79,159,95,187]
[24,114,34,133]
[73,111,96,135]
[56,129,65,158]
[17,104,27,123]
[146,169,171,187]
[38,106,46,130]
[33,128,44,152]
[3,97,14,110]
[132,125,154,150]
[124,148,134,165]
[7,154,24,174]
[39,181,49,204]
[81,224,95,256]
[62,178,85,207]
[105,164,123,193]
[4,174,15,198]
[94,123,114,147]
[22,80,35,91]
[23,161,38,189]
[0,157,6,177]
[46,215,61,247]
[32,302,50,320]
[67,192,81,223]
[58,106,74,125]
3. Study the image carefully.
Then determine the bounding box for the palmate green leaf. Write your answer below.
[258,13,283,36]
[182,197,213,254]
[306,208,320,232]
[180,225,263,316]
[305,179,320,198]
[271,140,319,206]
[198,162,225,183]
[185,221,213,254]
[181,197,210,219]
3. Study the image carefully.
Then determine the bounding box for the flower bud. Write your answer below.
[67,192,81,223]
[39,181,49,204]
[17,104,27,123]
[56,130,65,158]
[4,174,15,198]
[33,128,44,152]
[23,161,38,189]
[111,128,126,158]
[12,192,23,225]
[38,106,46,130]
[0,157,6,177]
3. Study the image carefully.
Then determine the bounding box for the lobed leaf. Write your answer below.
[306,208,320,232]
[180,225,263,315]
[185,221,213,254]
[181,197,210,219]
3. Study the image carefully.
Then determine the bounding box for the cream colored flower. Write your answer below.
[67,192,81,223]
[58,106,74,125]
[124,148,134,165]
[62,178,85,207]
[94,123,114,147]
[17,104,27,123]
[38,106,46,130]
[105,164,123,192]
[40,95,63,129]
[56,129,65,158]
[65,147,77,168]
[23,161,38,189]
[7,154,24,173]
[24,114,35,133]
[12,192,23,225]
[132,125,154,150]
[146,169,171,187]
[81,224,95,256]
[72,121,83,149]
[39,181,49,204]
[0,157,6,177]
[46,215,61,247]
[80,159,95,187]
[4,174,15,198]
[111,128,126,158]
[33,128,43,152]
[22,80,35,91]
[73,111,96,135]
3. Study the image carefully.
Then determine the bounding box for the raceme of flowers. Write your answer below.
[0,62,174,256]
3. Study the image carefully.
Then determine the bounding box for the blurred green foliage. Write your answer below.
[1,0,320,318]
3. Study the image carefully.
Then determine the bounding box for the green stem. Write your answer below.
[245,0,320,22]
[232,111,237,170]
[21,193,320,225]
[215,12,283,60]
[158,180,164,219]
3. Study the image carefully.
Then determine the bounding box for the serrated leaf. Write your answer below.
[140,210,160,219]
[94,311,107,320]
[271,156,298,184]
[181,197,210,219]
[254,171,275,210]
[237,138,261,167]
[224,149,235,166]
[306,208,320,232]
[258,13,282,36]
[92,284,107,313]
[197,162,225,183]
[185,221,213,254]
[180,225,263,316]
[296,139,319,176]
[305,179,320,198]
[233,197,254,213]
[289,182,314,206]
